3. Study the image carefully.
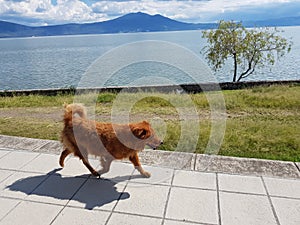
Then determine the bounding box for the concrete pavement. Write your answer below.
[0,135,299,225]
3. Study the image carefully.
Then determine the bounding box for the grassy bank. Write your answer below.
[0,84,299,162]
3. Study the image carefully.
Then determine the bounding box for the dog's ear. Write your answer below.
[133,127,151,139]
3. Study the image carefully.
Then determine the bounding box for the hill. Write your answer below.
[0,12,216,38]
[0,12,300,38]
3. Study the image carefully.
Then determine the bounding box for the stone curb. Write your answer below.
[0,135,299,179]
[1,80,299,96]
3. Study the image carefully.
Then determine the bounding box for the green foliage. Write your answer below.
[202,21,292,82]
[97,93,117,103]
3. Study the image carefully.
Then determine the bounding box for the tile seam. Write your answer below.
[49,176,90,225]
[0,150,12,160]
[104,168,135,225]
[261,176,281,225]
[0,198,23,223]
[19,152,42,170]
[110,210,164,221]
[193,153,197,171]
[165,217,218,225]
[161,169,175,225]
[216,173,222,225]
[294,162,300,173]
[269,195,300,201]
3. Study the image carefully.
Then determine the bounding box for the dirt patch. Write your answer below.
[0,106,253,123]
[0,107,63,122]
[0,107,215,122]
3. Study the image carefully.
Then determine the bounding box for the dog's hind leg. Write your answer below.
[59,148,72,167]
[99,156,114,175]
[77,147,100,177]
[81,157,100,177]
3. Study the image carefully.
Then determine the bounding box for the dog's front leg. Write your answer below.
[129,153,151,178]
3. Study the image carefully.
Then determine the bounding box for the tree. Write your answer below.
[202,21,292,82]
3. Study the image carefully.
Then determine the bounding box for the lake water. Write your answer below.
[0,27,300,91]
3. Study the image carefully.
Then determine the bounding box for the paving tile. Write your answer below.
[263,177,300,198]
[57,157,100,178]
[0,151,39,170]
[107,213,162,225]
[173,170,216,190]
[220,192,277,225]
[272,197,300,225]
[218,174,265,194]
[166,187,218,224]
[139,150,195,170]
[0,171,49,199]
[0,197,20,220]
[131,165,174,185]
[52,206,110,225]
[21,153,60,174]
[0,169,14,183]
[0,150,10,158]
[114,183,169,218]
[27,174,87,205]
[0,135,46,151]
[68,178,126,210]
[0,200,63,225]
[195,154,300,179]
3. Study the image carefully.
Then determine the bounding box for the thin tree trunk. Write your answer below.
[233,53,238,82]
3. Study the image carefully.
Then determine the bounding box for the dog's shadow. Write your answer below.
[6,168,143,210]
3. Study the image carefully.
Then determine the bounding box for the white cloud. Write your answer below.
[0,0,105,25]
[0,0,299,25]
[91,1,205,17]
[91,0,300,22]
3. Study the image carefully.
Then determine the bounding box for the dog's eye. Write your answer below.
[141,130,147,136]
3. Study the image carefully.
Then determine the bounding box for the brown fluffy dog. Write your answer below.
[59,103,162,178]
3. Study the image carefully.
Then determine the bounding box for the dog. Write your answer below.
[59,103,163,178]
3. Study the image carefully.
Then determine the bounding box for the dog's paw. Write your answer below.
[98,168,109,175]
[141,171,151,178]
[91,171,101,178]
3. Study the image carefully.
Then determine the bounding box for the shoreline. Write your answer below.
[1,79,299,97]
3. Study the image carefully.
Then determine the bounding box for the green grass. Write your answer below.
[220,115,300,161]
[0,84,299,162]
[0,94,75,108]
[224,85,300,110]
[0,117,62,140]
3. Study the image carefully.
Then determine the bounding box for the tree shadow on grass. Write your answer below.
[6,168,143,210]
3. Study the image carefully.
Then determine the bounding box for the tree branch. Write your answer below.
[238,61,257,82]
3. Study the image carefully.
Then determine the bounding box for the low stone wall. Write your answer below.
[1,80,299,97]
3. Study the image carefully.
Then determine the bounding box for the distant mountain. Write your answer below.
[0,12,217,38]
[0,21,34,37]
[0,12,300,38]
[243,16,300,27]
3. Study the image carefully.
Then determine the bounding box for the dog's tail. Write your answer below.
[63,103,87,125]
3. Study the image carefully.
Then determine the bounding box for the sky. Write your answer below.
[0,0,300,26]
